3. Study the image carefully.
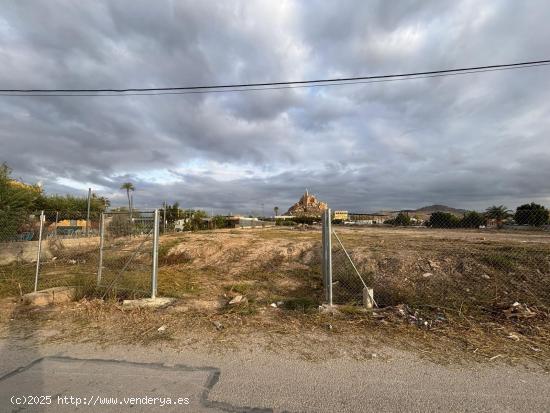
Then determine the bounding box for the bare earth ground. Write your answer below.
[1,226,549,411]
[0,226,549,371]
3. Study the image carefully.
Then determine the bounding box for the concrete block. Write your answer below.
[122,297,176,309]
[22,287,75,306]
[363,287,374,309]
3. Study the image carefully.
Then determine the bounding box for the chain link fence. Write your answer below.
[98,211,157,298]
[0,212,43,296]
[322,208,550,313]
[0,210,160,299]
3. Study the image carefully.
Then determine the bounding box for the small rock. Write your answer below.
[507,333,520,341]
[157,325,167,332]
[481,274,491,280]
[428,260,440,269]
[212,321,223,330]
[270,303,277,308]
[367,353,378,359]
[229,295,244,305]
[326,323,333,330]
[422,272,432,278]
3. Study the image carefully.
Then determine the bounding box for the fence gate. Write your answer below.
[97,210,159,298]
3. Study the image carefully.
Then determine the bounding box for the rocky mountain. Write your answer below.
[285,190,328,217]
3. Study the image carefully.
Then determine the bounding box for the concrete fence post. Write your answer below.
[151,209,160,299]
[363,287,374,309]
[97,212,105,286]
[34,211,45,292]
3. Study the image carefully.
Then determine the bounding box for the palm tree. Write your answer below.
[274,206,279,217]
[120,182,135,218]
[485,205,510,229]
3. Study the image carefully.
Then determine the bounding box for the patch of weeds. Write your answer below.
[158,267,201,297]
[222,301,259,316]
[0,263,36,297]
[283,297,318,312]
[482,253,515,271]
[159,239,191,265]
[339,305,366,315]
[225,282,252,295]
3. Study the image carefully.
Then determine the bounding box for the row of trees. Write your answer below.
[386,203,549,228]
[0,164,111,240]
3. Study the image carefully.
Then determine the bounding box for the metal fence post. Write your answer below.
[151,209,160,299]
[327,208,333,306]
[86,187,91,237]
[322,210,327,301]
[97,212,105,286]
[34,211,45,292]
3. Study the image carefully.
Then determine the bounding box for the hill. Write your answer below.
[414,204,467,215]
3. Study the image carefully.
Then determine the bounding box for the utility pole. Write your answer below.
[86,188,91,237]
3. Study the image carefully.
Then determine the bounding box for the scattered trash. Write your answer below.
[51,256,57,261]
[157,325,167,332]
[276,301,284,306]
[422,272,432,278]
[502,302,537,319]
[326,323,333,330]
[530,346,542,352]
[270,303,277,308]
[68,259,77,265]
[395,304,410,317]
[481,273,490,280]
[489,354,503,361]
[212,321,223,330]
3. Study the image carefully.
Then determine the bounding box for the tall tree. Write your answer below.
[485,205,510,229]
[120,182,135,217]
[0,163,42,240]
[514,203,549,226]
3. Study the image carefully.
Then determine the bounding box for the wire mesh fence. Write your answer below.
[323,208,550,310]
[97,211,157,298]
[35,210,101,292]
[0,210,160,299]
[1,211,47,295]
[331,230,367,305]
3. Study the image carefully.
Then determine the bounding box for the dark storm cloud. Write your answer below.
[1,0,550,214]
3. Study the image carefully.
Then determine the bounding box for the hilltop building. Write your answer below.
[285,189,328,218]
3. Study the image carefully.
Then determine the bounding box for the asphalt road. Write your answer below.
[0,338,549,412]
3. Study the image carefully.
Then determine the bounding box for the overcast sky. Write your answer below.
[1,0,550,214]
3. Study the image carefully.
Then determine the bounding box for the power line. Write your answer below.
[0,59,549,97]
[2,63,549,97]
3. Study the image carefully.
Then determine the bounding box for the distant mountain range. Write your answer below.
[413,204,468,215]
[377,204,468,216]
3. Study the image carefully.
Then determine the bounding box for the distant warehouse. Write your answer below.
[333,211,349,221]
[331,211,389,224]
[226,216,274,229]
[347,213,390,224]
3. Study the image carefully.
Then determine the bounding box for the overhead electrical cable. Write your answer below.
[0,59,549,97]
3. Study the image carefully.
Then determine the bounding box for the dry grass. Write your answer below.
[1,226,549,367]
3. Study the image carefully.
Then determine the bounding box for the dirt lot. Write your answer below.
[1,226,549,368]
